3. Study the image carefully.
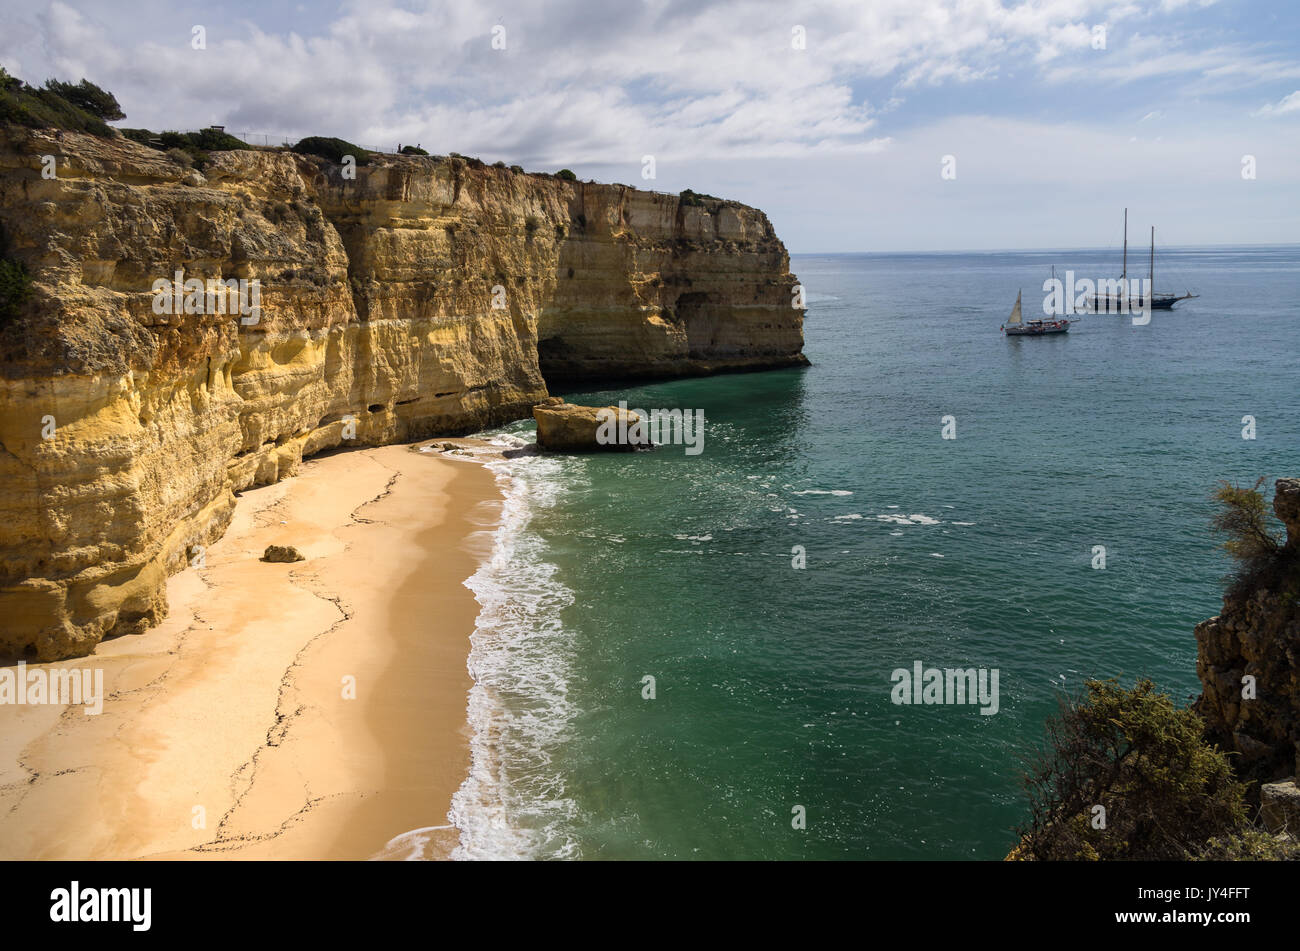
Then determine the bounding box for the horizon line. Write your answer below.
[789,242,1300,256]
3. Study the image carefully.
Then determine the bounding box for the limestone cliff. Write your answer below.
[0,127,806,660]
[1194,478,1300,789]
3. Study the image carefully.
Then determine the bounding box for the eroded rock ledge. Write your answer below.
[0,128,807,660]
[534,400,646,453]
[1195,478,1300,796]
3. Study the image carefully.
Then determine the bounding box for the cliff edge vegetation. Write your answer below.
[1013,478,1300,860]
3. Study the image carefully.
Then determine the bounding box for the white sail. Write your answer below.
[1007,290,1023,325]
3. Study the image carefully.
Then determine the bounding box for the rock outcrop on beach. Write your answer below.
[261,545,305,563]
[0,127,807,660]
[533,401,645,452]
[1194,478,1300,807]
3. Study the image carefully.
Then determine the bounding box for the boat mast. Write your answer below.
[1121,207,1127,281]
[1149,226,1154,290]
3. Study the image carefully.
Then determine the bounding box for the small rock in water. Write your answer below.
[262,544,305,563]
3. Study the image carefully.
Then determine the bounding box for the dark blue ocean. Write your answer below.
[453,246,1300,859]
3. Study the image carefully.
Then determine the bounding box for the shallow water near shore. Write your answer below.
[458,246,1300,859]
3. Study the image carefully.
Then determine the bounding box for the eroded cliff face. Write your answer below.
[541,187,805,383]
[1195,478,1300,788]
[0,128,806,660]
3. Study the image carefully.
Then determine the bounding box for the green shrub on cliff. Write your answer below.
[1192,828,1300,860]
[182,127,249,152]
[400,145,428,155]
[117,127,249,158]
[0,258,32,325]
[292,136,371,166]
[1017,678,1249,860]
[0,224,33,327]
[680,188,722,207]
[1212,477,1291,597]
[119,127,158,147]
[555,168,577,181]
[41,78,124,121]
[0,69,119,136]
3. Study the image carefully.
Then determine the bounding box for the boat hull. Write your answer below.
[1084,292,1196,312]
[1005,321,1070,336]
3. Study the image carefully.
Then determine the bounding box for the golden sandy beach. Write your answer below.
[0,442,499,860]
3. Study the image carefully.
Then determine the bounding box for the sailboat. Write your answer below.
[1002,289,1070,336]
[1087,208,1198,311]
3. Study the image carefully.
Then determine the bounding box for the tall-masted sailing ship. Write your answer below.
[1087,208,1198,311]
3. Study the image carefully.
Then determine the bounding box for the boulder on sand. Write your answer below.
[262,544,306,563]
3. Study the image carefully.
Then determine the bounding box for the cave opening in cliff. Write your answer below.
[536,333,581,387]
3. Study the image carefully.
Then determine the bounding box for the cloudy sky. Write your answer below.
[3,0,1297,250]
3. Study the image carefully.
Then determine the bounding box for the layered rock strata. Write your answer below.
[0,128,807,659]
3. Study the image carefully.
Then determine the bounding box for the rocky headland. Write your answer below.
[0,127,807,661]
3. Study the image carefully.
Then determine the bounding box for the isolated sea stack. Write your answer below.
[0,126,807,661]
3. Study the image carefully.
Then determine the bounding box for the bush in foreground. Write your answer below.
[1191,829,1300,860]
[1017,678,1250,860]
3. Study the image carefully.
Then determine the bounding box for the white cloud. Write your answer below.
[5,0,1268,165]
[1253,90,1300,117]
[2,0,1294,251]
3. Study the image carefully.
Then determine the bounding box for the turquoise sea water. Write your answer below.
[454,246,1300,860]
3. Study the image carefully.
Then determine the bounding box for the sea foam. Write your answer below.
[448,434,581,860]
